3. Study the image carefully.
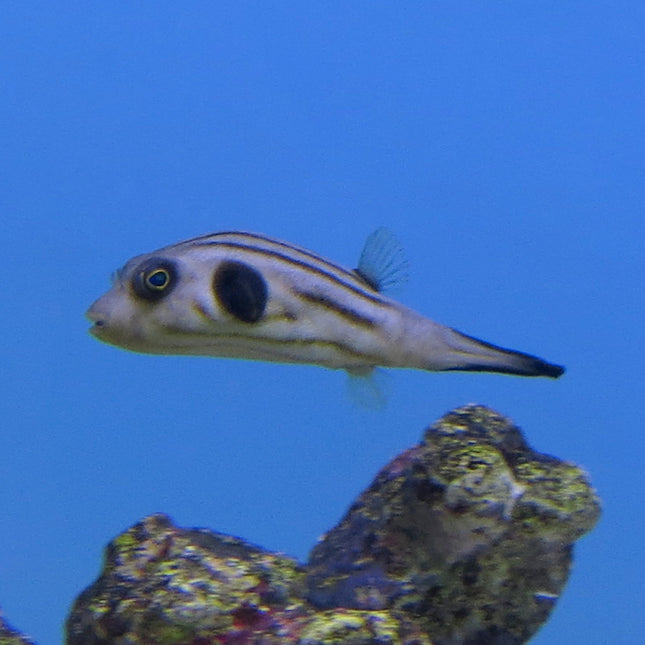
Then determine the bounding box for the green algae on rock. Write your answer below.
[306,405,600,644]
[66,513,310,644]
[65,405,600,645]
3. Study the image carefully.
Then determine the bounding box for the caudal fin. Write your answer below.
[441,328,565,379]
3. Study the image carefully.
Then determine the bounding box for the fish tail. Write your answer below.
[427,326,565,378]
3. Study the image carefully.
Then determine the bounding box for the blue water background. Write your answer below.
[1,4,643,643]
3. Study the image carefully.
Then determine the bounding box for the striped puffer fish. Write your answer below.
[86,229,564,380]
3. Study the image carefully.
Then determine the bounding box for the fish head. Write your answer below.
[86,248,234,355]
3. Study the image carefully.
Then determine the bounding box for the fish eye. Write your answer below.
[132,258,177,302]
[146,269,169,289]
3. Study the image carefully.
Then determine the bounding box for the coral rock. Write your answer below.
[66,406,600,645]
[307,405,600,644]
[0,611,35,645]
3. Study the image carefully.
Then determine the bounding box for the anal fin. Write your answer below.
[346,367,391,409]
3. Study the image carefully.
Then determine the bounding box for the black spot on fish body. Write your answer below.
[213,261,268,323]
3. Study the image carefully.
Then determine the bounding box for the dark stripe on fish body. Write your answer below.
[165,328,383,365]
[293,289,376,329]
[183,231,369,289]
[191,301,297,325]
[187,239,388,307]
[450,328,565,378]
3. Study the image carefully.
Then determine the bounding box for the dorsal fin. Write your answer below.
[355,227,409,294]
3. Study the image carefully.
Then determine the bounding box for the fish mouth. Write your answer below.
[86,307,107,337]
[88,321,105,337]
[85,305,145,351]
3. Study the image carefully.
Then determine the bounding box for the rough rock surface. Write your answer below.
[60,405,599,645]
[0,612,35,645]
[306,405,600,644]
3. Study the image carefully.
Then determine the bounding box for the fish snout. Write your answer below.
[86,299,111,337]
[85,291,148,351]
